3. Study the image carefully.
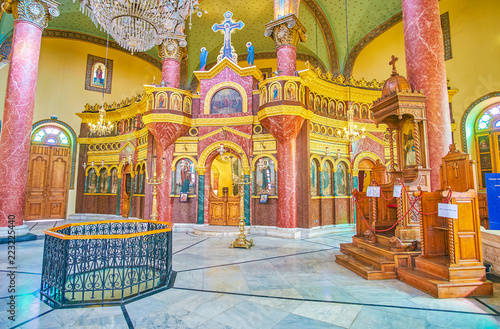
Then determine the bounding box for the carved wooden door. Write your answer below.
[25,145,69,220]
[209,190,240,225]
[122,173,131,218]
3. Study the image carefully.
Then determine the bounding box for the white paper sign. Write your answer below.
[366,186,381,198]
[393,185,402,198]
[438,203,458,219]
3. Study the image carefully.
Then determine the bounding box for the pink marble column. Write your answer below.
[156,145,175,222]
[162,58,181,89]
[276,139,297,227]
[0,21,43,229]
[277,45,296,76]
[402,0,452,191]
[260,115,304,228]
[145,121,189,222]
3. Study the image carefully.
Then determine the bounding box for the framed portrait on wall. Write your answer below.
[179,192,189,203]
[259,194,268,204]
[85,54,113,94]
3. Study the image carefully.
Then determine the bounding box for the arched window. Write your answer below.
[475,104,500,188]
[32,126,70,146]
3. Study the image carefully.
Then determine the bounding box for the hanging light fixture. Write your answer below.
[336,0,365,143]
[89,35,114,137]
[78,0,205,53]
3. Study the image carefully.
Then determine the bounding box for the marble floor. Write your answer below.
[0,220,499,329]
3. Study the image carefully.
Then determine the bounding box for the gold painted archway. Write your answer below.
[197,141,251,175]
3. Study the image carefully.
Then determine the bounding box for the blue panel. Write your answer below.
[197,175,205,224]
[485,173,500,230]
[244,175,250,225]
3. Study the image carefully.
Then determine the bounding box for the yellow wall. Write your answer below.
[352,0,500,162]
[211,155,236,196]
[0,37,161,217]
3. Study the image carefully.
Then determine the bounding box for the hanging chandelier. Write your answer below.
[88,35,114,137]
[88,104,114,136]
[337,0,365,143]
[79,0,204,53]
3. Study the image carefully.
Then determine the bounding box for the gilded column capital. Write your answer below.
[2,0,60,29]
[264,14,307,48]
[158,37,187,62]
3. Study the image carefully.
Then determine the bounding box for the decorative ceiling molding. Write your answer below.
[343,12,403,79]
[42,29,162,69]
[301,0,339,76]
[188,51,327,92]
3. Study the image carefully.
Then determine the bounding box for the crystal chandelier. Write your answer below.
[88,103,114,136]
[79,0,204,53]
[337,0,365,143]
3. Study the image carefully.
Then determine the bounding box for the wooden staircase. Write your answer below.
[398,256,493,298]
[335,235,420,280]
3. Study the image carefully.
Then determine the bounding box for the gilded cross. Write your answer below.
[389,55,398,74]
[453,162,459,178]
[212,11,244,60]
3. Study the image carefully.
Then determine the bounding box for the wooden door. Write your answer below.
[25,145,69,220]
[122,172,132,218]
[209,190,240,225]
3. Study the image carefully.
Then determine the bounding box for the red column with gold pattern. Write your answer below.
[0,0,59,235]
[402,0,452,191]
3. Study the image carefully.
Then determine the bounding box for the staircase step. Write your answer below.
[340,243,394,269]
[335,254,397,280]
[398,267,493,298]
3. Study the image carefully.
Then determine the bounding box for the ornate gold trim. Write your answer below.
[194,57,262,80]
[194,116,254,126]
[199,127,251,141]
[142,113,192,126]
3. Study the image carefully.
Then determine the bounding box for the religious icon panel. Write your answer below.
[254,157,276,196]
[174,158,196,195]
[311,159,319,197]
[87,168,97,193]
[322,161,332,196]
[211,88,243,114]
[335,162,349,196]
[85,54,113,94]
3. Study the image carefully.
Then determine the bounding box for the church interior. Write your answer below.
[0,0,499,327]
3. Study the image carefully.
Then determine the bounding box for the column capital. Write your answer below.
[2,0,60,29]
[158,36,187,62]
[264,14,307,48]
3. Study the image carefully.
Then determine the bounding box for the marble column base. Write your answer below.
[0,224,29,239]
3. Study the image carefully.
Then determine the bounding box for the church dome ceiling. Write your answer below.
[0,0,402,79]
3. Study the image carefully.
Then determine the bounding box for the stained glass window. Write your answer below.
[32,126,70,146]
[475,104,500,189]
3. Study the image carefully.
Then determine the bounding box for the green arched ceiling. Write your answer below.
[0,0,403,77]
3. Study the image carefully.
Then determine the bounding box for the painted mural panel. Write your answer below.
[311,159,319,197]
[99,168,109,193]
[402,119,417,168]
[174,158,196,195]
[323,162,332,196]
[110,167,119,193]
[87,168,97,193]
[254,157,276,196]
[211,88,243,114]
[336,162,348,196]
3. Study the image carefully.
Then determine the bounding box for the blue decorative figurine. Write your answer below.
[246,42,254,66]
[200,47,208,71]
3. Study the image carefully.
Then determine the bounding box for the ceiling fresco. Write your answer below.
[0,0,403,78]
